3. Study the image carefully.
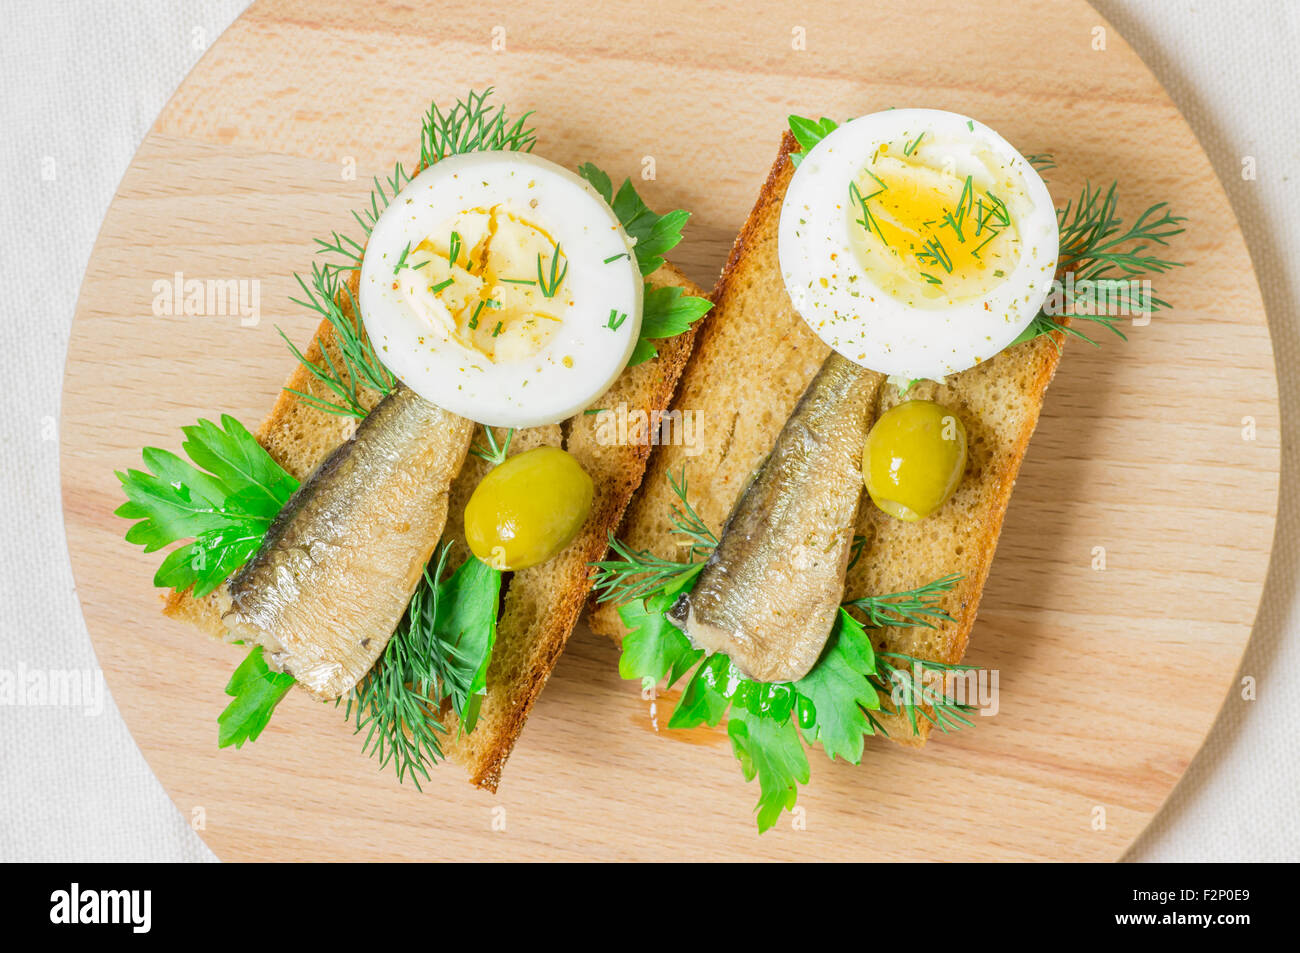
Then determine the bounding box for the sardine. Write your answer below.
[669,352,875,683]
[221,383,474,699]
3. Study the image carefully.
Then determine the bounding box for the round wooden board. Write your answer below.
[62,0,1279,861]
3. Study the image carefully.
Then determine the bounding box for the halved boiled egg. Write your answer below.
[360,151,643,427]
[778,108,1059,380]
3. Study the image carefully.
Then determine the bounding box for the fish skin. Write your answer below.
[222,383,474,699]
[669,352,875,683]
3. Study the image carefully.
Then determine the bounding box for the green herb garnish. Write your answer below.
[280,262,395,418]
[577,164,712,364]
[469,425,514,466]
[591,466,714,605]
[116,415,298,598]
[843,573,964,629]
[392,241,414,274]
[787,114,839,167]
[536,245,568,297]
[1015,181,1186,345]
[218,646,294,749]
[577,163,688,277]
[595,467,972,832]
[629,285,712,365]
[344,549,502,787]
[117,416,303,750]
[420,87,536,167]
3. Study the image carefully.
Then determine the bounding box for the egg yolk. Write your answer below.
[848,138,1022,308]
[397,205,566,364]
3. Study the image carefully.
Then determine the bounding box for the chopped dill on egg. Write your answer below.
[536,246,568,298]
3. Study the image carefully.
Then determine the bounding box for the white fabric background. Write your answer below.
[0,0,1295,862]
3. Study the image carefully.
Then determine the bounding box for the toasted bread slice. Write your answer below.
[165,261,705,789]
[588,132,1065,745]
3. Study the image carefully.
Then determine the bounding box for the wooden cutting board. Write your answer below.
[61,0,1278,861]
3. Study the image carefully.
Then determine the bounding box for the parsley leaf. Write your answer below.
[617,586,702,688]
[728,709,809,833]
[787,114,839,166]
[631,285,713,366]
[792,608,881,763]
[578,162,713,365]
[430,554,502,733]
[152,525,268,596]
[668,653,732,729]
[577,162,688,275]
[577,163,614,204]
[115,415,297,597]
[180,416,297,509]
[218,645,294,748]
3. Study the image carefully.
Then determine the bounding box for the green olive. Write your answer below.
[863,400,967,522]
[465,446,594,570]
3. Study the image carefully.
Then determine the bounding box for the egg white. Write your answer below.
[359,151,643,428]
[778,108,1059,380]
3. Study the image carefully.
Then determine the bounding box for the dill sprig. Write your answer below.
[314,229,366,272]
[665,466,717,559]
[847,533,867,571]
[280,262,394,418]
[849,180,889,246]
[843,576,972,736]
[842,572,962,629]
[344,546,454,789]
[592,543,705,606]
[591,465,713,604]
[469,425,514,466]
[869,652,978,735]
[535,246,567,297]
[420,87,537,166]
[1025,152,1057,173]
[349,162,413,250]
[1018,181,1185,346]
[343,545,502,788]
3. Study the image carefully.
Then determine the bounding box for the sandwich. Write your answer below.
[116,89,711,791]
[590,108,1185,830]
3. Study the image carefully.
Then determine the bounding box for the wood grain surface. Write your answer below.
[60,0,1279,861]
